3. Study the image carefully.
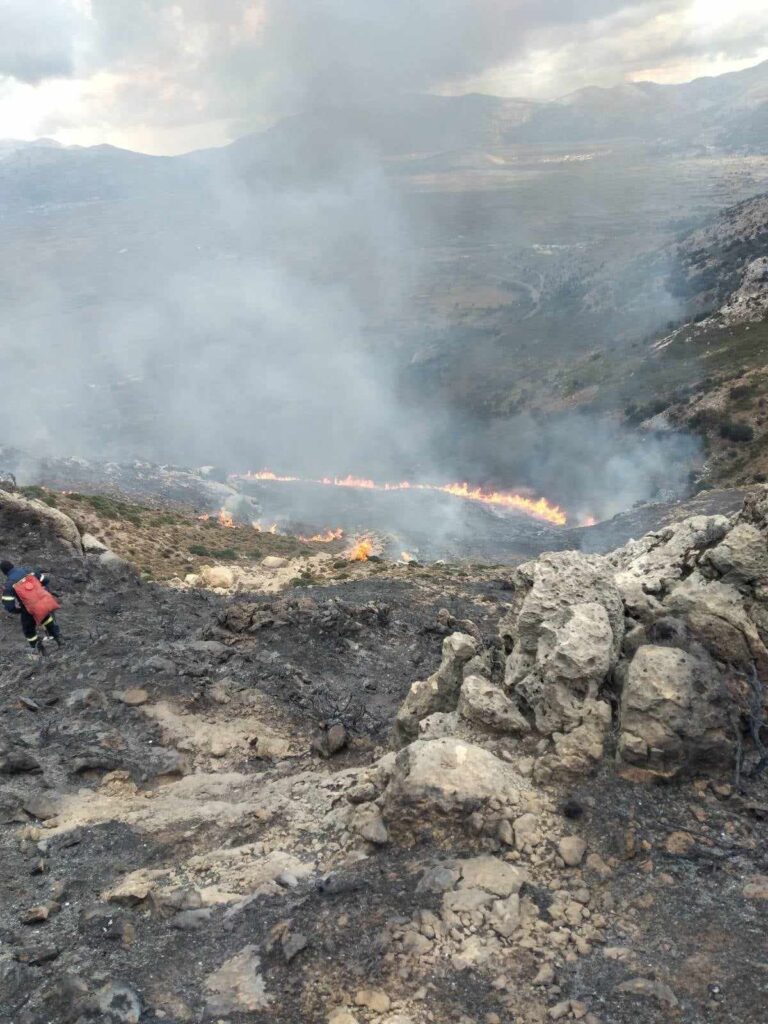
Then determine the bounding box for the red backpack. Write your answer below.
[13,575,61,625]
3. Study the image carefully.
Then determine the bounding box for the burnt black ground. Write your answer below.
[2,501,768,1024]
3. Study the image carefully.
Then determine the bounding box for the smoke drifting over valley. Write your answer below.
[4,1,768,525]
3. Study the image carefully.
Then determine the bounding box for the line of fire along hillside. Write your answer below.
[229,470,569,526]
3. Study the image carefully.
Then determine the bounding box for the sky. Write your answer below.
[0,0,766,154]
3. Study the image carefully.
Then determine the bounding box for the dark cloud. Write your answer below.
[6,2,764,137]
[77,0,695,131]
[0,0,84,83]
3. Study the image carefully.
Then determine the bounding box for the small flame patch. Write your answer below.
[348,537,374,562]
[299,528,345,543]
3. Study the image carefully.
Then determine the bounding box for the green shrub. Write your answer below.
[212,548,237,560]
[719,420,754,443]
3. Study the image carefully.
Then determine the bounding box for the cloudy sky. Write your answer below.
[1,0,766,154]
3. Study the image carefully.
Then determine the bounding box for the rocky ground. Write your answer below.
[1,485,767,1024]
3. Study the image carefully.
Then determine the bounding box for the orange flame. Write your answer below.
[248,470,300,483]
[234,469,566,525]
[253,521,279,534]
[197,513,211,522]
[218,509,236,528]
[348,537,374,562]
[299,528,345,543]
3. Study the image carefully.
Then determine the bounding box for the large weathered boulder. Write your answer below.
[81,532,108,554]
[0,489,83,556]
[395,633,477,744]
[200,564,236,590]
[699,523,768,592]
[384,738,525,817]
[457,675,530,735]
[663,572,768,674]
[618,645,732,771]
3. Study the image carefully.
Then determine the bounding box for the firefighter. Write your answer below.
[0,560,63,654]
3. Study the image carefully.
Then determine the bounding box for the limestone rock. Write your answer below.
[501,550,624,662]
[350,805,389,845]
[489,893,521,937]
[204,945,270,1015]
[535,700,611,781]
[443,887,494,913]
[395,633,478,744]
[457,855,526,896]
[116,688,149,707]
[513,812,539,849]
[384,738,524,816]
[512,603,614,735]
[618,645,732,771]
[558,836,587,866]
[262,556,289,569]
[664,571,768,674]
[538,603,614,691]
[81,532,108,554]
[416,863,461,894]
[700,523,768,590]
[501,551,622,738]
[200,564,236,590]
[458,675,530,734]
[22,794,60,821]
[328,1010,359,1024]
[354,989,391,1013]
[99,550,129,570]
[612,515,730,619]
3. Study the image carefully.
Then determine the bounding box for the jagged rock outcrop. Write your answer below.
[394,633,477,744]
[611,515,730,620]
[495,552,623,776]
[720,255,768,324]
[393,486,768,781]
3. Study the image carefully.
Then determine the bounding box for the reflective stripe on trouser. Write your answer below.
[42,615,54,626]
[26,635,39,646]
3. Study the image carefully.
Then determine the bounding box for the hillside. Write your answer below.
[1,474,767,1023]
[514,59,768,149]
[2,60,768,517]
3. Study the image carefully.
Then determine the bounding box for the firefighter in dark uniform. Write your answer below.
[1,560,63,654]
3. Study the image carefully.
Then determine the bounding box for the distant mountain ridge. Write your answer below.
[2,57,765,192]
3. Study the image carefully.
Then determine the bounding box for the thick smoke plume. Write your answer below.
[0,0,704,525]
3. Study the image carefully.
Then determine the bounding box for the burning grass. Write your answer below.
[347,537,375,562]
[234,470,567,525]
[30,488,333,582]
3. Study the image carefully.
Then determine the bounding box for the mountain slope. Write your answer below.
[515,59,768,148]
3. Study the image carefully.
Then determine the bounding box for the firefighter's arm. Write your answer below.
[1,589,19,614]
